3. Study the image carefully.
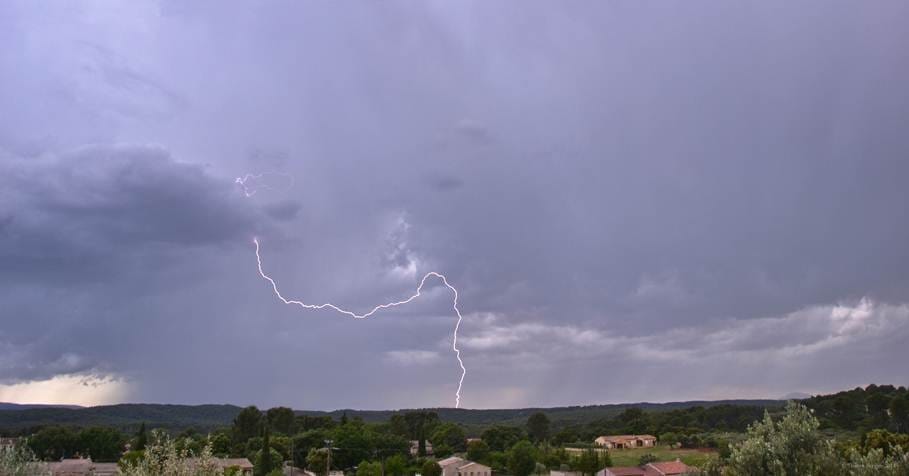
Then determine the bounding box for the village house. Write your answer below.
[47,456,254,475]
[438,456,492,476]
[410,440,434,456]
[598,459,695,476]
[594,435,657,449]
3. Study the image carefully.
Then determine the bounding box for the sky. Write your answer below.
[1,1,908,410]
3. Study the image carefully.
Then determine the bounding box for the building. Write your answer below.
[0,437,21,449]
[593,435,657,449]
[186,457,254,475]
[438,457,492,476]
[49,458,95,476]
[598,459,695,476]
[411,440,434,456]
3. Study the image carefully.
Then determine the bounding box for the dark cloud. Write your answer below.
[1,0,908,408]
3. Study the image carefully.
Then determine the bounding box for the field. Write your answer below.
[566,446,718,468]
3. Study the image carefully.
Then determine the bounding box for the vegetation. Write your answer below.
[2,384,907,475]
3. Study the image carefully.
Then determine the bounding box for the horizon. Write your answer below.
[2,1,909,410]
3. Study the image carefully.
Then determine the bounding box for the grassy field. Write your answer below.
[566,446,718,468]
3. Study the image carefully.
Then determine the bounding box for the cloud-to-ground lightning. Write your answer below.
[251,236,468,408]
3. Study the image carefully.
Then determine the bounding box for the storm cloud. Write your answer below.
[1,0,908,409]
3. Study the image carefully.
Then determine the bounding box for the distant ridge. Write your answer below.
[0,399,783,433]
[0,402,83,411]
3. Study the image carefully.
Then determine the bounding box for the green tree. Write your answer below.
[726,402,841,476]
[481,426,525,452]
[421,460,442,476]
[385,454,407,476]
[573,449,603,476]
[467,439,490,463]
[526,413,551,443]
[78,427,126,462]
[507,441,537,476]
[233,406,263,444]
[862,429,909,457]
[267,407,297,435]
[28,426,80,461]
[890,395,909,433]
[637,453,657,466]
[431,423,467,453]
[134,423,148,451]
[292,430,327,469]
[255,424,277,476]
[306,448,329,476]
[404,411,440,457]
[356,460,383,476]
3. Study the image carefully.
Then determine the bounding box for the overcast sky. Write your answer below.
[2,1,908,410]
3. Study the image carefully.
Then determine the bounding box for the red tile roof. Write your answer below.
[646,460,694,475]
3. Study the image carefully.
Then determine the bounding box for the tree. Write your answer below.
[233,406,263,444]
[481,426,525,452]
[526,413,550,443]
[467,440,490,463]
[862,429,909,457]
[385,454,407,476]
[134,423,148,451]
[293,430,327,469]
[507,441,537,476]
[306,448,329,476]
[0,443,48,476]
[421,460,442,476]
[573,449,603,476]
[256,424,277,476]
[431,423,467,453]
[266,407,296,435]
[404,411,440,457]
[78,427,126,462]
[890,395,909,433]
[637,453,657,466]
[356,460,383,476]
[28,426,80,461]
[726,402,841,476]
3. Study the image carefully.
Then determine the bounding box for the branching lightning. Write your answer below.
[235,172,295,197]
[251,236,468,408]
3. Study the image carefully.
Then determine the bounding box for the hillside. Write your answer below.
[0,399,783,434]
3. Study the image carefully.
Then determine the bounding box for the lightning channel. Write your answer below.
[252,237,467,408]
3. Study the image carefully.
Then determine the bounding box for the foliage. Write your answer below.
[0,443,50,476]
[482,425,526,452]
[637,453,657,466]
[527,413,551,443]
[421,459,442,476]
[507,440,538,476]
[26,425,125,462]
[134,422,148,451]
[385,453,407,476]
[719,401,909,476]
[306,448,329,475]
[266,407,296,435]
[467,439,490,462]
[572,448,605,476]
[120,430,222,476]
[431,422,467,452]
[862,429,909,457]
[356,460,383,476]
[232,406,263,444]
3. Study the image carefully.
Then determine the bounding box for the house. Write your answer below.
[186,457,254,474]
[551,470,583,476]
[49,458,95,476]
[411,440,434,456]
[598,459,695,476]
[0,437,20,449]
[218,457,255,474]
[438,457,492,476]
[593,435,657,449]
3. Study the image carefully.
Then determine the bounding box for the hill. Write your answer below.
[0,399,782,434]
[0,403,83,411]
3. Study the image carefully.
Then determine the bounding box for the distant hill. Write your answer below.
[298,399,784,428]
[0,399,784,434]
[0,404,244,433]
[0,403,83,411]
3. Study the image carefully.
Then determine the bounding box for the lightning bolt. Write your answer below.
[252,237,467,408]
[235,172,295,197]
